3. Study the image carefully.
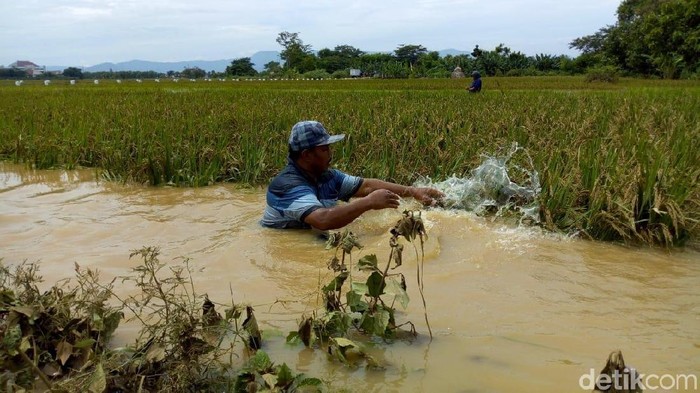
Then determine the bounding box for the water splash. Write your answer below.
[415,143,541,224]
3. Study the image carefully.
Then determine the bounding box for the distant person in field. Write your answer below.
[261,121,444,230]
[467,71,482,93]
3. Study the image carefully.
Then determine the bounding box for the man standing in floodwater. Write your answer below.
[467,71,482,93]
[261,121,444,230]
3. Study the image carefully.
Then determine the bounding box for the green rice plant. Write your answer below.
[0,78,698,245]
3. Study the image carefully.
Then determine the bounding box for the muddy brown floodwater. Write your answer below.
[1,162,699,393]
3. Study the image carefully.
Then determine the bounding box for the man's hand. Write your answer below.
[409,187,445,206]
[366,189,400,210]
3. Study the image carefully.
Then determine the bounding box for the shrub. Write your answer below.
[302,69,331,80]
[585,65,619,83]
[331,69,348,79]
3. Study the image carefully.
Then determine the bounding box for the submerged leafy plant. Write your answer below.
[288,210,432,368]
[0,249,322,392]
[234,350,322,392]
[0,261,121,391]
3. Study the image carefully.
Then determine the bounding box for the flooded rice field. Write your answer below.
[1,162,698,392]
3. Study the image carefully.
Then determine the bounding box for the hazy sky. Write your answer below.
[2,0,620,67]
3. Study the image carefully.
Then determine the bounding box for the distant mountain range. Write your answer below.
[71,51,281,73]
[45,49,469,73]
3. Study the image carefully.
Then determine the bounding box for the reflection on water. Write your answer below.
[1,162,699,392]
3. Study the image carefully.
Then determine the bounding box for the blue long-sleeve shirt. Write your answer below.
[469,78,482,92]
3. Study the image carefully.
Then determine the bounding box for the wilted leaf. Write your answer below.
[389,237,403,269]
[329,337,359,364]
[365,353,384,370]
[243,306,262,350]
[10,306,35,318]
[327,256,343,272]
[19,335,31,353]
[322,271,348,292]
[332,337,357,350]
[104,310,122,337]
[357,255,379,272]
[325,231,341,249]
[74,347,94,371]
[87,363,106,393]
[297,316,313,347]
[42,361,62,378]
[340,231,362,253]
[202,295,222,327]
[56,340,73,366]
[392,210,426,241]
[225,306,242,320]
[262,373,278,388]
[145,344,166,363]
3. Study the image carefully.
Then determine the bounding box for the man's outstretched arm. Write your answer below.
[355,178,444,206]
[304,188,401,230]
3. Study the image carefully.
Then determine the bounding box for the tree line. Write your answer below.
[238,0,698,80]
[3,0,696,80]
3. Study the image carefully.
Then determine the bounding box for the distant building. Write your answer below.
[349,69,362,77]
[9,60,46,76]
[451,66,466,79]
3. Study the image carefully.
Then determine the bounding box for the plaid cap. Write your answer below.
[289,121,345,152]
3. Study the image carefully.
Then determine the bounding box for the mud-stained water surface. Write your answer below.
[1,162,699,392]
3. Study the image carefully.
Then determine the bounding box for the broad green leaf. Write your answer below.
[361,308,391,336]
[74,338,96,349]
[2,324,21,353]
[247,350,272,371]
[347,292,367,312]
[324,311,352,336]
[357,254,379,272]
[295,376,323,387]
[294,375,324,392]
[346,285,368,312]
[366,271,385,298]
[286,331,300,345]
[276,363,294,387]
[351,282,368,296]
[373,308,391,335]
[384,277,410,309]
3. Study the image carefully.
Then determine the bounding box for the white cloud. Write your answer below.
[0,0,620,66]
